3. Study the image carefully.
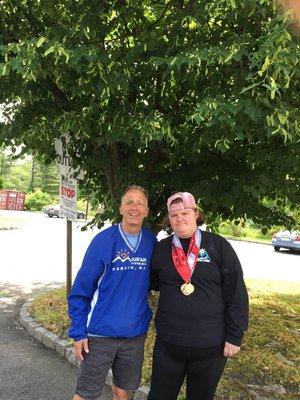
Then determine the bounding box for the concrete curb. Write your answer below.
[19,299,149,400]
[226,237,272,246]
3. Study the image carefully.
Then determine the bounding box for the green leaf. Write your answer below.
[1,64,7,76]
[230,0,236,9]
[258,56,271,77]
[44,46,55,56]
[240,82,260,93]
[194,115,205,124]
[36,37,46,48]
[278,113,286,124]
[57,46,70,63]
[170,56,177,66]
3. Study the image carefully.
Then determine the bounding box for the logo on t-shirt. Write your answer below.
[112,249,131,263]
[112,249,147,271]
[197,248,211,263]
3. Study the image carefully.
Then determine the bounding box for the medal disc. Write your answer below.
[185,283,195,295]
[180,283,187,295]
[181,282,195,296]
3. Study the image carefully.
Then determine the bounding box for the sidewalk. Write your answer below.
[0,282,113,400]
[19,298,149,400]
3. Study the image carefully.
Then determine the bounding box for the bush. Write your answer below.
[0,176,4,190]
[25,189,52,211]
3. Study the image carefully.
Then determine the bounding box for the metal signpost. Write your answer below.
[55,134,84,296]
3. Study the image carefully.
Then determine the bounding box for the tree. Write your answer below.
[38,160,60,196]
[27,153,59,195]
[27,153,36,192]
[0,144,12,185]
[0,0,299,231]
[3,160,31,192]
[0,149,59,195]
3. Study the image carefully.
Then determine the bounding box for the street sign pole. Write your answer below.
[59,176,77,298]
[66,219,72,296]
[55,134,84,298]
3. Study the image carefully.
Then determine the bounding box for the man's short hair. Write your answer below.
[121,185,149,202]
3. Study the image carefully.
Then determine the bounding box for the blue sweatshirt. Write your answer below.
[68,224,157,341]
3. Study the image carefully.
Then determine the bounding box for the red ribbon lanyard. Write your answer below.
[172,233,200,282]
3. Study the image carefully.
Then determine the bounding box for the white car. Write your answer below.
[272,230,300,252]
[43,204,85,219]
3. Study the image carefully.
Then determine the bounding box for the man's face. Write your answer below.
[119,189,149,231]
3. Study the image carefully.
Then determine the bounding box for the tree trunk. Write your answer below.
[28,156,36,192]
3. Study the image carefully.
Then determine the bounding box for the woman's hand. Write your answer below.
[223,341,240,357]
[74,338,89,361]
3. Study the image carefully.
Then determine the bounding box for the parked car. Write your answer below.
[272,230,300,252]
[42,204,85,219]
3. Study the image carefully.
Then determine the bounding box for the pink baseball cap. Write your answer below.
[167,192,197,212]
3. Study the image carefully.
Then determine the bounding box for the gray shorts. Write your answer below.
[75,335,146,400]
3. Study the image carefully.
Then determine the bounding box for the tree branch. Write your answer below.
[42,78,70,110]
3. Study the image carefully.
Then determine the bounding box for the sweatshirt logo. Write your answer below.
[112,249,147,271]
[112,250,131,263]
[197,248,211,263]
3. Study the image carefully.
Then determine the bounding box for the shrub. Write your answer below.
[25,189,52,211]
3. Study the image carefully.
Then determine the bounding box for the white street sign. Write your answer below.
[59,177,78,222]
[55,133,84,179]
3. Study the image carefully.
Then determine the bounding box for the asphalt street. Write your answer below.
[0,282,112,400]
[1,210,299,285]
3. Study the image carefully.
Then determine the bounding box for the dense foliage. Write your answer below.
[0,0,299,230]
[24,189,52,211]
[0,146,59,194]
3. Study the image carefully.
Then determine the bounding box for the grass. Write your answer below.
[217,222,274,244]
[29,280,300,399]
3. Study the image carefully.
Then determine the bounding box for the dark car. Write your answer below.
[272,230,300,252]
[43,204,85,219]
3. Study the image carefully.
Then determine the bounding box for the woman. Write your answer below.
[148,192,249,400]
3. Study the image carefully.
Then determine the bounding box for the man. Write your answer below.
[68,185,157,400]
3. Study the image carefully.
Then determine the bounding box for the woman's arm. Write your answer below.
[220,238,249,347]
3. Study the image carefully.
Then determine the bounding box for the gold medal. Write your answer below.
[181,282,195,296]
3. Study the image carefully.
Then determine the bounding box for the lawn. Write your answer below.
[217,221,276,244]
[29,279,300,399]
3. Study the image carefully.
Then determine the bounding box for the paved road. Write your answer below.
[1,210,299,286]
[0,282,113,400]
[0,210,101,287]
[229,239,300,282]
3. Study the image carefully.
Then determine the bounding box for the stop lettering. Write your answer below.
[61,186,75,198]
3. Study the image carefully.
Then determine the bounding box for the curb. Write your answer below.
[19,299,149,400]
[226,237,272,246]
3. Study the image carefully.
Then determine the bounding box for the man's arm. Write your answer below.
[68,235,105,342]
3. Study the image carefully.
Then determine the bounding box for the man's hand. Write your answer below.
[223,341,240,357]
[74,338,89,361]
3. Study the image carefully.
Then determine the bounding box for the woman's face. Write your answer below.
[168,201,198,238]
